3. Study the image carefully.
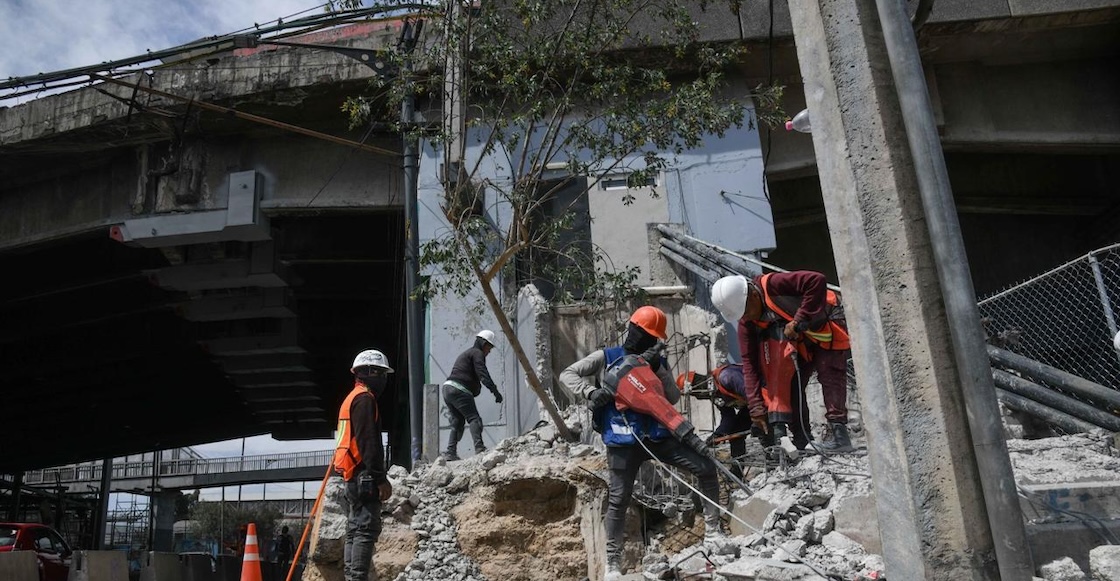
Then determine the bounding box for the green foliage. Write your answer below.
[174,490,199,521]
[350,0,783,309]
[187,501,285,554]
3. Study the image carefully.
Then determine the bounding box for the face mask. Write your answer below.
[623,323,657,354]
[360,374,388,396]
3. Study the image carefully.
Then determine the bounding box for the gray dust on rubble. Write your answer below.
[378,417,1116,581]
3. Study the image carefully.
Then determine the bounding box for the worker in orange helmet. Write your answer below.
[561,305,732,580]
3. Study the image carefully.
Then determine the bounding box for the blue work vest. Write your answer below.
[596,346,673,446]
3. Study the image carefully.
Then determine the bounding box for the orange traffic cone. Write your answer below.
[240,523,263,581]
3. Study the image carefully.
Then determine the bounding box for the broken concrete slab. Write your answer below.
[1091,544,1120,581]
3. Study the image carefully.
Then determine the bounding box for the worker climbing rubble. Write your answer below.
[711,271,856,455]
[559,305,736,580]
[441,330,505,461]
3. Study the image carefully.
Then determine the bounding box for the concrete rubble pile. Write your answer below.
[302,416,1120,581]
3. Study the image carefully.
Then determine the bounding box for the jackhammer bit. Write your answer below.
[674,423,754,494]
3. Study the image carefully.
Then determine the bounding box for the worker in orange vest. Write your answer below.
[711,271,855,452]
[333,349,394,581]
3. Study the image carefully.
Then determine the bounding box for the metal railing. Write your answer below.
[978,243,1120,391]
[22,450,333,486]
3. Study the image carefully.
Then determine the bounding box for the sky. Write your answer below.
[0,0,358,90]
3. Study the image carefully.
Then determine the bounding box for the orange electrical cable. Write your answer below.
[285,463,334,581]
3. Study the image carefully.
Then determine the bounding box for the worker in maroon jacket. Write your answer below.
[711,271,854,452]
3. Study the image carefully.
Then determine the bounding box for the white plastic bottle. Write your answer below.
[785,108,811,133]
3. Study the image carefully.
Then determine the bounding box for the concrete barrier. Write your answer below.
[139,552,183,581]
[214,555,241,581]
[180,553,219,581]
[0,550,40,581]
[67,550,129,581]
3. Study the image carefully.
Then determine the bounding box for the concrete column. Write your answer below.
[787,0,1004,578]
[151,491,178,552]
[422,383,442,463]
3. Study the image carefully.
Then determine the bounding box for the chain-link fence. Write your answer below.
[978,243,1120,391]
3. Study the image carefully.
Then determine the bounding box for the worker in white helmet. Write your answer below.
[333,349,394,581]
[441,330,504,460]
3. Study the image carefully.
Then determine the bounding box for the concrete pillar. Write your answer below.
[787,0,1005,578]
[152,490,178,552]
[422,383,442,462]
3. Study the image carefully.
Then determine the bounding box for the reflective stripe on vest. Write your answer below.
[332,382,379,481]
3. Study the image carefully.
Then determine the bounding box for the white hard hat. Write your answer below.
[476,329,496,346]
[1114,331,1120,353]
[710,275,750,324]
[351,349,394,373]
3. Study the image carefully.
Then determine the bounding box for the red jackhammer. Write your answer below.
[604,353,753,493]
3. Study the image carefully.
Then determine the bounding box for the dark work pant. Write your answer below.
[442,384,485,454]
[338,476,382,581]
[797,347,850,424]
[604,439,720,564]
[714,405,753,468]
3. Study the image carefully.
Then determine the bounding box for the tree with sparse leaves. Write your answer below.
[341,0,783,439]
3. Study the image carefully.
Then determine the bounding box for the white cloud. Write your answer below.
[0,0,340,80]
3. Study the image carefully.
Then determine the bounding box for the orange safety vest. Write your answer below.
[758,273,851,351]
[332,382,380,481]
[710,364,744,402]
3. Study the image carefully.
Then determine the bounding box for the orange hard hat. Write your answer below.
[630,305,667,339]
[676,371,708,391]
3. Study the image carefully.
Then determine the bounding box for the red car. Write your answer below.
[0,522,73,581]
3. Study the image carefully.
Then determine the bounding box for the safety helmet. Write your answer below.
[629,306,667,340]
[351,349,394,373]
[476,329,496,346]
[711,275,751,324]
[676,371,709,391]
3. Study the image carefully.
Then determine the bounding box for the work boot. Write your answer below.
[703,511,738,556]
[441,450,461,462]
[604,554,623,581]
[820,422,855,453]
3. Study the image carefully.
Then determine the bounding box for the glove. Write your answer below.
[640,341,665,372]
[377,481,393,502]
[493,391,503,404]
[681,431,710,457]
[586,387,614,410]
[750,413,770,434]
[783,320,800,339]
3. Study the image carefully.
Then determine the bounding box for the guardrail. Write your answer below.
[22,450,333,486]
